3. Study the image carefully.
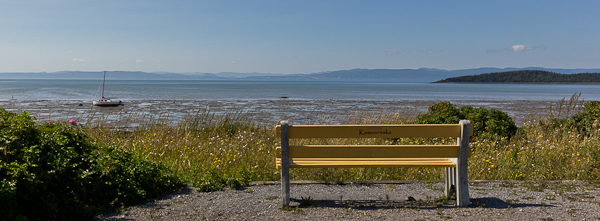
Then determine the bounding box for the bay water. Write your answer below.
[1,79,599,101]
[1,79,598,125]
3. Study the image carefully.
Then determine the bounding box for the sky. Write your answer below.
[1,0,599,74]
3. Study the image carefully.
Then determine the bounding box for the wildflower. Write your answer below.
[47,121,53,124]
[68,119,77,126]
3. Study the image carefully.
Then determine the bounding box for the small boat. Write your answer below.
[92,97,122,106]
[93,71,123,107]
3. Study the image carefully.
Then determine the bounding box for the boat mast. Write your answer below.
[102,71,106,98]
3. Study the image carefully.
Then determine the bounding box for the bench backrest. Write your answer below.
[276,123,472,160]
[276,124,471,139]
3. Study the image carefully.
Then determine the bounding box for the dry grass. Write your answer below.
[74,98,600,191]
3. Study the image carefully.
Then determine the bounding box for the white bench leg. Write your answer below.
[456,120,471,207]
[280,121,290,207]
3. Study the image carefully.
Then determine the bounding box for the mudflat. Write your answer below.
[0,99,564,126]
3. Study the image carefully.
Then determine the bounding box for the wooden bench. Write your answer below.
[275,120,472,207]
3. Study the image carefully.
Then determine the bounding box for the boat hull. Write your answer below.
[93,100,122,107]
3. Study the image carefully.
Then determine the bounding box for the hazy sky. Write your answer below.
[1,0,599,74]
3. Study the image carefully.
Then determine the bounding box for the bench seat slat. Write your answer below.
[276,145,460,158]
[275,158,456,168]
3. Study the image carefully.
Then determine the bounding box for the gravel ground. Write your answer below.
[96,181,600,220]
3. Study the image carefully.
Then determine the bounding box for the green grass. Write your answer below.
[79,99,600,192]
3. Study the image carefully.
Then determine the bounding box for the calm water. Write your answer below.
[1,79,599,101]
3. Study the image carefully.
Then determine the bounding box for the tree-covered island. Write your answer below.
[434,70,600,84]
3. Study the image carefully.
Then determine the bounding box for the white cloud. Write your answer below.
[386,50,399,55]
[420,49,433,54]
[72,58,86,62]
[135,59,144,62]
[507,44,535,52]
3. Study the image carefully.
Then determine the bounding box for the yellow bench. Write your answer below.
[275,120,472,207]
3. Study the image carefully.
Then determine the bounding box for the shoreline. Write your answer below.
[0,99,577,126]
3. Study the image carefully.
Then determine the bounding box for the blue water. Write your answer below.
[1,79,599,101]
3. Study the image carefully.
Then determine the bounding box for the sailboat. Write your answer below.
[92,71,123,107]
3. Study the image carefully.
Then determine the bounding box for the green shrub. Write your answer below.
[416,101,462,124]
[0,108,182,221]
[463,106,518,139]
[567,101,600,134]
[416,101,517,139]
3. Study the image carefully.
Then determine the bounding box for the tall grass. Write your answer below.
[82,98,600,191]
[468,123,599,181]
[85,110,280,191]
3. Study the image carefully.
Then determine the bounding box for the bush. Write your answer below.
[415,101,462,124]
[567,101,600,134]
[0,108,182,221]
[416,101,517,139]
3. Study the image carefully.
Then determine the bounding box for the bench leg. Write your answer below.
[445,167,456,199]
[282,166,290,207]
[456,161,469,207]
[280,121,290,207]
[282,165,290,207]
[456,120,471,207]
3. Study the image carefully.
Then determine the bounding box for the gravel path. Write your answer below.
[96,181,600,220]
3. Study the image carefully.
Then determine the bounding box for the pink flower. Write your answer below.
[47,121,53,125]
[69,119,77,126]
[441,101,444,103]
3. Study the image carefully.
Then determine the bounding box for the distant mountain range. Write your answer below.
[1,67,600,83]
[0,71,277,80]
